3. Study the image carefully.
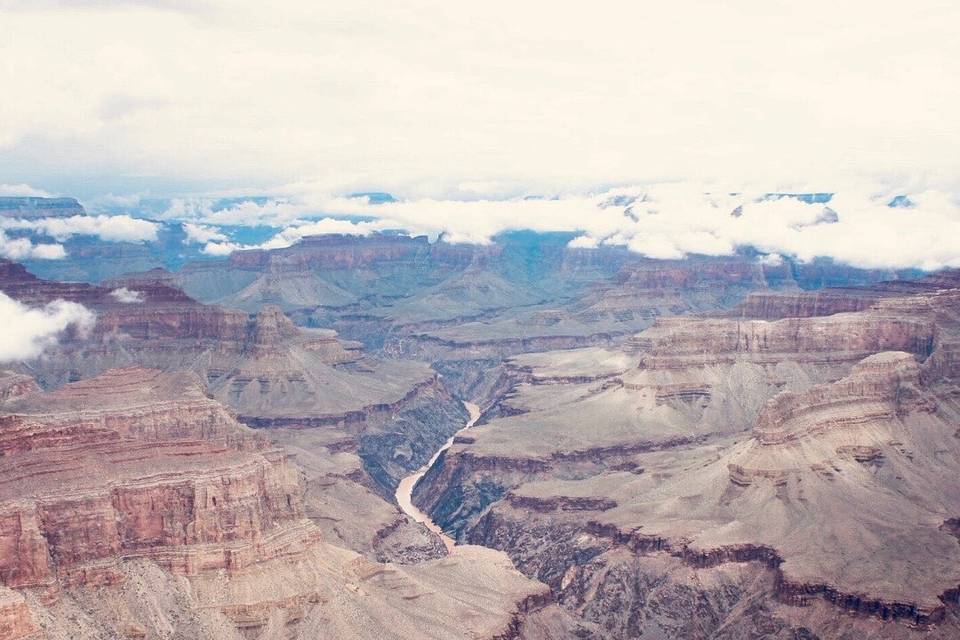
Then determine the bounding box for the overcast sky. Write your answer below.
[1,0,958,199]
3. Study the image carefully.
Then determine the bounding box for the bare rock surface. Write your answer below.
[414,273,960,638]
[0,369,548,640]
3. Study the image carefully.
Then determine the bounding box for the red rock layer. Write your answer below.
[0,374,38,404]
[632,313,934,367]
[0,589,34,640]
[0,368,316,594]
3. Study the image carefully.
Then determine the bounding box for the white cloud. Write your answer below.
[0,231,65,260]
[0,1,957,194]
[201,241,241,256]
[2,2,958,270]
[567,235,599,249]
[109,287,143,303]
[173,184,960,270]
[257,218,394,249]
[0,183,52,197]
[198,216,392,255]
[0,292,95,362]
[182,222,228,244]
[0,215,159,242]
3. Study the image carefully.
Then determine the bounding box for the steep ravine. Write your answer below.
[396,401,482,550]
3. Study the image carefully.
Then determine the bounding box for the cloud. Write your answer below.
[0,1,956,196]
[2,2,957,270]
[182,222,228,244]
[201,241,241,256]
[165,183,960,270]
[0,215,159,242]
[0,231,65,260]
[256,218,394,249]
[109,287,143,303]
[0,183,53,197]
[198,216,393,255]
[0,292,95,362]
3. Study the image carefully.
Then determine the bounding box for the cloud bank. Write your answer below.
[0,215,159,243]
[182,222,229,245]
[0,292,95,362]
[0,1,957,197]
[166,184,960,271]
[198,217,394,256]
[0,231,65,260]
[0,183,52,197]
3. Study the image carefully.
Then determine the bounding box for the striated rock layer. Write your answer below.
[414,272,960,639]
[0,589,34,640]
[0,262,467,496]
[0,367,310,591]
[0,369,549,640]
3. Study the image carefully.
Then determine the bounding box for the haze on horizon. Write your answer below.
[1,0,960,272]
[1,0,958,200]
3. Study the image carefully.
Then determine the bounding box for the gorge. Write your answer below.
[2,215,960,639]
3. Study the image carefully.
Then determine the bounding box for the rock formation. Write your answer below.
[0,197,85,219]
[0,369,548,640]
[413,272,960,638]
[3,232,955,639]
[0,262,465,494]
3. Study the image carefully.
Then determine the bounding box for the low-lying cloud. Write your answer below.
[0,183,53,197]
[165,183,960,271]
[0,231,65,260]
[109,287,144,303]
[197,217,393,256]
[0,214,159,243]
[0,292,95,362]
[182,222,229,245]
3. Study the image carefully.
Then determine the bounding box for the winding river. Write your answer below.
[395,401,481,551]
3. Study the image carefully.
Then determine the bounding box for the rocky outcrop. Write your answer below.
[0,588,34,640]
[753,351,933,445]
[0,368,312,592]
[635,313,935,368]
[0,368,551,639]
[409,270,960,638]
[0,373,38,404]
[733,270,960,320]
[733,288,887,319]
[226,233,434,270]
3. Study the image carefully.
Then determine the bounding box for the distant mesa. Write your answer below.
[0,197,85,219]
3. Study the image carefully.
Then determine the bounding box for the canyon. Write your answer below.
[2,224,959,639]
[0,367,546,640]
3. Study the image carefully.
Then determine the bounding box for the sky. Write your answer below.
[1,1,959,274]
[1,0,958,199]
[1,1,959,360]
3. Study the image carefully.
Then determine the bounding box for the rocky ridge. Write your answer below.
[413,272,960,638]
[0,368,549,640]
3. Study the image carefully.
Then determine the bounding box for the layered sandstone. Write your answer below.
[733,270,960,320]
[412,273,960,638]
[0,588,35,640]
[1,263,473,552]
[635,314,934,368]
[0,369,549,640]
[0,373,38,404]
[0,368,311,592]
[752,351,931,445]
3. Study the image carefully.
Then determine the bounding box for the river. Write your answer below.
[395,400,481,551]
